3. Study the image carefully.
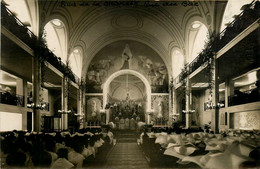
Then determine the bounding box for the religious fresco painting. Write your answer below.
[86,40,168,93]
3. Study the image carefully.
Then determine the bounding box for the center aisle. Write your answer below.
[103,143,149,169]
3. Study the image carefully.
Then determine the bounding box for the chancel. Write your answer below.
[1,0,260,168]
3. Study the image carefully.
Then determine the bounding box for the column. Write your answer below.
[105,109,110,124]
[211,56,219,133]
[17,78,28,130]
[16,78,28,107]
[225,79,234,108]
[61,77,68,130]
[185,77,192,129]
[77,88,82,128]
[32,57,41,132]
[81,85,86,128]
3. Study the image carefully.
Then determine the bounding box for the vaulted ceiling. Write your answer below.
[39,1,225,78]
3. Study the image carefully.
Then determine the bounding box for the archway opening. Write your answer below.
[69,48,83,78]
[43,19,67,63]
[107,74,146,123]
[103,69,152,112]
[172,49,184,78]
[189,21,209,62]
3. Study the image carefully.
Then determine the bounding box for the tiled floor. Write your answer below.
[85,131,179,169]
[103,143,150,169]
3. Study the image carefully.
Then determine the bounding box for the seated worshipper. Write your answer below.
[32,150,52,168]
[51,148,74,169]
[44,136,58,165]
[15,138,33,167]
[107,130,114,144]
[82,136,96,165]
[68,141,85,168]
[82,135,96,158]
[6,151,27,168]
[54,132,65,152]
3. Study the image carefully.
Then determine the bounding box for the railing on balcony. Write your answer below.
[174,0,259,85]
[174,70,188,85]
[216,0,259,51]
[0,90,24,107]
[1,3,37,47]
[228,88,260,106]
[1,3,80,84]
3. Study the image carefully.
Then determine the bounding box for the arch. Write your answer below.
[185,17,209,63]
[68,46,83,78]
[171,47,185,78]
[220,0,253,32]
[43,19,68,63]
[82,32,171,79]
[103,70,152,112]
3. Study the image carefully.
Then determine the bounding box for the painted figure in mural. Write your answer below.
[138,56,167,87]
[121,44,132,69]
[139,56,153,70]
[87,69,107,85]
[86,43,168,93]
[91,100,97,117]
[158,100,163,118]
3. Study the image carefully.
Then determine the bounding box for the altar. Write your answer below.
[106,99,145,130]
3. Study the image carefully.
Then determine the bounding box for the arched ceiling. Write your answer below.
[39,1,218,78]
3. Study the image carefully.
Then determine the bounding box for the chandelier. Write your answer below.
[125,73,130,101]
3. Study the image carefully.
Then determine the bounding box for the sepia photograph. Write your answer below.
[0,0,260,168]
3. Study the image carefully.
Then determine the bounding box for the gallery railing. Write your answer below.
[174,0,259,85]
[0,90,24,107]
[1,3,80,84]
[228,88,260,106]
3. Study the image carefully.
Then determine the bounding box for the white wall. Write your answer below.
[0,111,22,131]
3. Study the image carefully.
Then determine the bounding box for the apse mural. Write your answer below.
[86,40,168,93]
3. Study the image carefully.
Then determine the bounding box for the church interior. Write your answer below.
[1,0,260,168]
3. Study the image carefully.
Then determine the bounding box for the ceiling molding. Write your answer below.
[69,6,185,53]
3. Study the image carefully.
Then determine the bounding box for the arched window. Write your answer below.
[189,21,208,62]
[220,0,253,32]
[4,0,38,35]
[69,48,83,78]
[43,19,67,63]
[171,49,184,78]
